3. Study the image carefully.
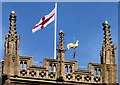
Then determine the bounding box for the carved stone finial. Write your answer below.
[57,30,66,55]
[101,21,116,64]
[60,30,63,33]
[58,30,65,51]
[9,11,17,41]
[9,11,16,22]
[57,30,66,79]
[102,21,112,45]
[105,21,108,24]
[59,30,64,37]
[11,11,15,14]
[103,21,110,29]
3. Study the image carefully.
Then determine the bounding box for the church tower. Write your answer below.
[2,11,118,85]
[100,21,117,84]
[3,11,20,76]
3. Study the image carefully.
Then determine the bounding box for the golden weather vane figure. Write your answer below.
[67,39,79,61]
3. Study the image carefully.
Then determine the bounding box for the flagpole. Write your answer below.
[54,2,57,60]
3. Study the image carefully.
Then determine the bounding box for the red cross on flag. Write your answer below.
[32,7,55,33]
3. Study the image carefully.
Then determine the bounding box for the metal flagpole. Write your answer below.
[54,2,57,59]
[53,2,57,72]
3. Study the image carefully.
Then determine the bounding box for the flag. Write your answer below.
[32,7,55,33]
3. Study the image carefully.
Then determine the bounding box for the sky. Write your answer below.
[1,2,119,82]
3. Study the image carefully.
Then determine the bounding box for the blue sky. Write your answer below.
[1,2,118,71]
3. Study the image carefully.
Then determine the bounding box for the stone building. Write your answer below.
[1,11,119,85]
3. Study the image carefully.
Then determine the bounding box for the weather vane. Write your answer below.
[67,39,79,61]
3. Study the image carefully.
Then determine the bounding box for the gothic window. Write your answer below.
[69,66,72,73]
[24,62,27,69]
[94,68,97,76]
[98,69,101,76]
[49,64,52,71]
[65,65,68,73]
[53,64,56,72]
[20,62,23,69]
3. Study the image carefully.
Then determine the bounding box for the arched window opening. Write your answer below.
[53,64,56,72]
[24,62,27,69]
[49,64,52,71]
[65,65,68,73]
[94,68,97,76]
[69,66,72,73]
[98,69,101,76]
[20,62,23,69]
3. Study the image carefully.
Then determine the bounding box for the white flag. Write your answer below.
[32,8,55,33]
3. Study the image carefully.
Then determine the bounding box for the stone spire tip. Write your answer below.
[104,20,108,24]
[11,11,15,14]
[1,59,3,62]
[60,30,63,33]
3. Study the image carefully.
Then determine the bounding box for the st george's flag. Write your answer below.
[32,7,55,33]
